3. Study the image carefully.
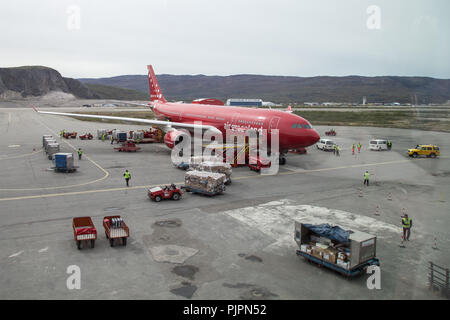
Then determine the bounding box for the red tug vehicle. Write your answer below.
[79,133,93,140]
[63,131,78,139]
[114,141,141,152]
[325,129,337,136]
[148,184,182,202]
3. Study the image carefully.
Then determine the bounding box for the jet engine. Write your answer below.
[163,129,189,149]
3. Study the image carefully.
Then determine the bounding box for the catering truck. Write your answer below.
[295,221,380,277]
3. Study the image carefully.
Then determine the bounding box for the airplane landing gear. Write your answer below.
[279,155,287,165]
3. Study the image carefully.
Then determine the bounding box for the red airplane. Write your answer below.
[36,65,320,164]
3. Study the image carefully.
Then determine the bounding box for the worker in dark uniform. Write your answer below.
[77,148,83,160]
[402,213,412,241]
[123,170,131,187]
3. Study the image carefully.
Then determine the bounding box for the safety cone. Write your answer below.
[432,237,438,250]
[388,193,392,201]
[375,205,380,216]
[399,235,406,248]
[359,189,363,197]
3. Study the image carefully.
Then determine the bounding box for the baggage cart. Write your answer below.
[73,217,97,250]
[103,216,130,247]
[294,221,380,277]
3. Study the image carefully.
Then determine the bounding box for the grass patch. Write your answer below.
[294,110,450,132]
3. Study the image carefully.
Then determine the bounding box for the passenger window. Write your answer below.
[292,123,297,128]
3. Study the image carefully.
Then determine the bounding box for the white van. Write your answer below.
[316,138,335,151]
[369,139,388,151]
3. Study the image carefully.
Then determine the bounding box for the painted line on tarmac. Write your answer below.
[232,156,449,181]
[0,115,111,192]
[0,148,43,161]
[1,156,447,202]
[0,184,182,202]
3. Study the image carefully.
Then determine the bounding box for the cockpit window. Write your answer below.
[292,123,312,129]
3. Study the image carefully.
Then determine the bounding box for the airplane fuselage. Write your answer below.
[153,102,320,152]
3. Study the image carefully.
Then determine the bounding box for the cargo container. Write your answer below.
[46,143,60,160]
[53,153,77,172]
[42,135,53,146]
[112,131,127,142]
[294,221,380,277]
[43,138,57,149]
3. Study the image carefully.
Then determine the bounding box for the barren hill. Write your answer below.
[79,74,450,104]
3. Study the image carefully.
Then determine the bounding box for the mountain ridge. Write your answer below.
[79,73,450,104]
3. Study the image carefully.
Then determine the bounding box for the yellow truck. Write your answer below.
[407,145,440,158]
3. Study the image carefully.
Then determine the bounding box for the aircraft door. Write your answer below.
[269,116,281,132]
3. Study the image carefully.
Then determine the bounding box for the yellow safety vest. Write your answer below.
[364,172,370,179]
[124,172,131,179]
[402,217,411,228]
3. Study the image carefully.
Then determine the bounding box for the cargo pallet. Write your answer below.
[183,185,225,196]
[296,250,380,277]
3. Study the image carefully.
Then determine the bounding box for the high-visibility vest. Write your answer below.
[124,172,131,179]
[364,172,370,179]
[402,217,411,228]
[78,150,82,155]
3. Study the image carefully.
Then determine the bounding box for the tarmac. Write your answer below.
[0,106,449,300]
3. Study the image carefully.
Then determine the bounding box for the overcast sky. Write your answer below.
[0,0,449,78]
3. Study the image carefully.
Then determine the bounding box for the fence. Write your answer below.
[428,262,449,298]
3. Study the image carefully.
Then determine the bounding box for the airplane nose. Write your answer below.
[309,129,320,145]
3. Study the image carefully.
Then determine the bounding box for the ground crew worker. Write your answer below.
[402,213,412,241]
[123,170,131,187]
[336,145,340,156]
[352,144,355,155]
[333,144,336,155]
[102,133,106,142]
[387,140,392,150]
[363,170,370,186]
[59,130,63,138]
[136,137,140,144]
[357,142,361,153]
[77,148,83,160]
[110,135,114,144]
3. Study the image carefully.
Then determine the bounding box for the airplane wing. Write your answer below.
[34,109,222,134]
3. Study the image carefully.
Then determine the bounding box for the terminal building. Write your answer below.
[226,98,263,107]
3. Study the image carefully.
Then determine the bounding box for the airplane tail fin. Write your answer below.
[147,65,167,103]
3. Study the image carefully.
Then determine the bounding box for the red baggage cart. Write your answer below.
[72,217,97,250]
[103,216,130,247]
